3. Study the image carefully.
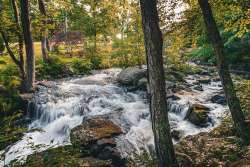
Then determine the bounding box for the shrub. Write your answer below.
[71,58,92,75]
[0,37,5,54]
[0,77,25,150]
[90,56,102,69]
[37,56,65,79]
[235,78,250,119]
[0,64,20,88]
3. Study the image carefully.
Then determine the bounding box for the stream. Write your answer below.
[0,68,228,166]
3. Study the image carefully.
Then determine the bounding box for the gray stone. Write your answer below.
[193,85,203,91]
[70,117,123,146]
[137,78,148,90]
[211,95,226,105]
[185,104,210,127]
[117,67,147,86]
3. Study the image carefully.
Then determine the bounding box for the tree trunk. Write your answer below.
[38,0,49,61]
[139,0,178,166]
[198,0,246,138]
[20,0,35,92]
[11,0,26,86]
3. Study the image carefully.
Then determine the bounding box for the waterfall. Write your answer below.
[0,68,227,166]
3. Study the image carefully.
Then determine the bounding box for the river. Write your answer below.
[0,68,227,166]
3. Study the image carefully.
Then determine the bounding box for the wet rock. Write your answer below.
[211,94,226,105]
[117,67,147,86]
[97,138,116,147]
[20,93,34,115]
[171,130,184,141]
[73,78,107,86]
[37,81,55,88]
[198,77,211,84]
[137,78,148,90]
[167,94,181,101]
[185,104,210,127]
[193,85,203,91]
[165,70,185,82]
[199,70,210,76]
[70,117,125,166]
[20,93,33,102]
[171,84,191,93]
[21,146,112,167]
[165,81,175,89]
[71,118,123,146]
[212,76,221,82]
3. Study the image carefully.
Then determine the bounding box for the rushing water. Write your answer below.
[0,68,227,166]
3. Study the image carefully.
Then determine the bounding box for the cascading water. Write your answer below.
[0,68,227,166]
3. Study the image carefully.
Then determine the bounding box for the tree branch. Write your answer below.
[0,30,21,66]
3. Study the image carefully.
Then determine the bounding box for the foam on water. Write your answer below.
[0,68,227,166]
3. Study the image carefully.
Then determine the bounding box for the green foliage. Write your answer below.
[186,31,250,65]
[10,146,82,167]
[127,150,157,167]
[71,58,92,75]
[0,109,26,150]
[36,56,66,79]
[235,78,250,119]
[0,64,20,88]
[187,44,215,64]
[0,36,5,54]
[90,56,102,69]
[163,0,250,66]
[0,75,26,150]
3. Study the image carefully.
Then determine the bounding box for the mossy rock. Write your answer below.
[70,117,123,147]
[198,77,211,84]
[10,146,111,167]
[185,104,210,127]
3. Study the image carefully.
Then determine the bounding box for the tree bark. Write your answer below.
[198,0,246,138]
[11,0,26,85]
[20,0,35,92]
[139,0,178,166]
[0,0,26,88]
[38,0,49,61]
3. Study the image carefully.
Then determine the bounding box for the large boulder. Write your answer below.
[70,117,125,166]
[71,117,123,146]
[117,67,147,86]
[165,70,185,83]
[185,104,210,127]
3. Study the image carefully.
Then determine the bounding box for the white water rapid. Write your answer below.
[0,68,227,166]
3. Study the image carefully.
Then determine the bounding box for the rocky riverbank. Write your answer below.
[3,65,250,167]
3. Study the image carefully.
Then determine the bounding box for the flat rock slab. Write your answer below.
[117,67,147,86]
[71,117,123,146]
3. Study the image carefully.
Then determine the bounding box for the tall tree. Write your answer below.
[139,0,178,166]
[0,0,26,89]
[38,0,49,61]
[198,0,246,138]
[20,0,35,92]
